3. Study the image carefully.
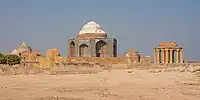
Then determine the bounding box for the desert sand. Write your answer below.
[0,69,200,100]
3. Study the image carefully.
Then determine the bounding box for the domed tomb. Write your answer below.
[68,20,117,57]
[77,21,107,39]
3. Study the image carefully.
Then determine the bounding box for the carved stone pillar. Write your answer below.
[104,44,108,57]
[74,39,78,57]
[153,49,157,63]
[180,49,184,63]
[176,49,179,63]
[161,49,165,63]
[157,49,160,63]
[28,51,31,60]
[165,49,169,63]
[67,40,71,57]
[169,49,173,63]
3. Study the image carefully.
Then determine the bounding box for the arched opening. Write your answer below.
[135,52,141,63]
[79,44,89,57]
[70,41,75,57]
[96,40,107,57]
[113,44,117,57]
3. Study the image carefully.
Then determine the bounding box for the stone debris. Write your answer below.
[186,65,200,73]
[149,64,200,73]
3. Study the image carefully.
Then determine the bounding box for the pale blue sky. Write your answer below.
[0,0,200,61]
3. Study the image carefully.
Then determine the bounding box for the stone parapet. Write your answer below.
[159,41,177,48]
[76,33,107,40]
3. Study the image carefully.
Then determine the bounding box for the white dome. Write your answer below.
[79,21,106,34]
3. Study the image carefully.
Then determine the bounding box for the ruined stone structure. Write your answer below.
[39,48,60,69]
[45,48,60,58]
[153,42,184,64]
[140,56,152,64]
[67,21,117,57]
[10,42,41,67]
[125,48,141,64]
[11,42,41,62]
[8,22,178,68]
[124,48,152,66]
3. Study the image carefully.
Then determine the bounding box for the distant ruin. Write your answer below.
[153,41,184,64]
[6,21,187,69]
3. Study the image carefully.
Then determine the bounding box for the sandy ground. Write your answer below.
[0,69,200,100]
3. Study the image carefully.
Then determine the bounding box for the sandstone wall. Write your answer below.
[22,55,152,68]
[39,57,54,69]
[140,56,152,65]
[55,57,127,64]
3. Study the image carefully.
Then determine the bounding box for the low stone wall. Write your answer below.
[0,64,42,75]
[55,57,127,64]
[0,63,110,75]
[38,56,153,69]
[140,56,152,64]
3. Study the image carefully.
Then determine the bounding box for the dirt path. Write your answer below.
[0,69,200,100]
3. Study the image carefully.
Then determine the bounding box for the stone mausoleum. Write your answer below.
[67,21,117,57]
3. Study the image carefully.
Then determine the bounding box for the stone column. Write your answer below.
[67,40,70,57]
[75,39,78,57]
[165,49,169,63]
[28,51,31,60]
[153,49,157,63]
[176,49,179,63]
[180,49,184,63]
[169,49,173,63]
[104,44,108,57]
[161,49,165,63]
[157,49,160,63]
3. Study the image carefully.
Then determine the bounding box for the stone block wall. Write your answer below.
[140,56,152,65]
[45,48,60,58]
[40,55,152,68]
[55,57,127,64]
[76,33,107,40]
[39,57,54,69]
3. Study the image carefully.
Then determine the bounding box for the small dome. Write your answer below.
[79,21,106,34]
[17,42,32,53]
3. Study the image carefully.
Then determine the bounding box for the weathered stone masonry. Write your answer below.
[154,42,184,64]
[68,21,117,57]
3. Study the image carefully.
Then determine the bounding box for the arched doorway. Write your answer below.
[79,44,89,57]
[135,53,141,63]
[70,41,75,57]
[96,40,107,57]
